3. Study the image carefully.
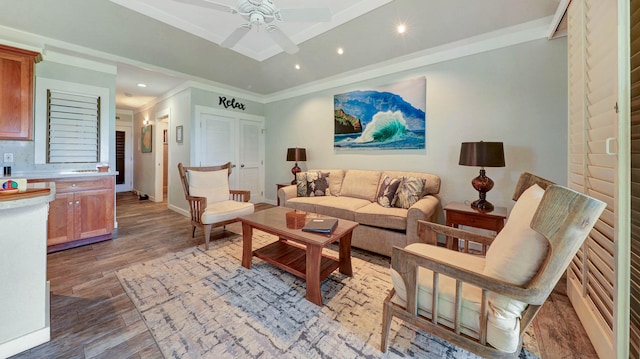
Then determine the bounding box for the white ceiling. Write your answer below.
[109,0,392,61]
[0,0,563,111]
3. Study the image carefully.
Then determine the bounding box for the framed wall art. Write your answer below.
[176,125,183,143]
[141,124,152,153]
[334,77,426,150]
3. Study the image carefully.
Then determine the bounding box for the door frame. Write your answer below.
[154,108,170,203]
[115,112,133,193]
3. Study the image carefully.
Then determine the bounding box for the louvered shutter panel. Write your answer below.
[566,0,619,357]
[47,90,101,163]
[629,0,640,356]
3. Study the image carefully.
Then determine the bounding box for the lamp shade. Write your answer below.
[286,147,307,162]
[459,142,505,167]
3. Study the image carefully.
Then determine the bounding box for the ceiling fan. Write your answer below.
[173,0,332,54]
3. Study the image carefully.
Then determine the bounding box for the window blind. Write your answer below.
[47,89,100,163]
[629,0,640,356]
[567,0,618,357]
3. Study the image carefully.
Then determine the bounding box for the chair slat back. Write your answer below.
[511,172,555,201]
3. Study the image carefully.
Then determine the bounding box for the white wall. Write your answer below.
[264,38,568,218]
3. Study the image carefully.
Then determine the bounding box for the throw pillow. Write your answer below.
[296,172,307,197]
[187,169,229,206]
[305,171,330,197]
[376,175,402,208]
[393,176,426,209]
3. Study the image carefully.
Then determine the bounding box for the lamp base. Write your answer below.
[291,163,301,185]
[471,199,494,212]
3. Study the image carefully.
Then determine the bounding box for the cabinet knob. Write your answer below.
[75,201,80,205]
[68,202,73,206]
[71,184,77,188]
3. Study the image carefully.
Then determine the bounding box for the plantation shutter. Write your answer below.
[566,0,619,357]
[47,89,101,163]
[630,0,640,356]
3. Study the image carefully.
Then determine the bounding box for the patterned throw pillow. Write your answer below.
[305,171,330,197]
[393,176,426,209]
[376,175,402,208]
[296,172,308,197]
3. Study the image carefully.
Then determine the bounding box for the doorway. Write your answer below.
[154,109,170,203]
[115,122,133,193]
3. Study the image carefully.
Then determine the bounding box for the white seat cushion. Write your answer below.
[188,169,230,205]
[200,200,254,224]
[390,243,522,353]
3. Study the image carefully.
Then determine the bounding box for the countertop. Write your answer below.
[0,182,56,210]
[0,170,118,181]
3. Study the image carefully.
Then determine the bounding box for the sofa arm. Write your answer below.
[278,184,297,206]
[406,195,439,245]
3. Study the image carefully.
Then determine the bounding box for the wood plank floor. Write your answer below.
[10,192,598,358]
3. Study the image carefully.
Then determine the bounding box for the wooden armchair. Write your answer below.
[381,172,606,358]
[178,162,254,250]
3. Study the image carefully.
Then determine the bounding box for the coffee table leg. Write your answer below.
[241,223,253,269]
[306,244,323,306]
[339,231,353,276]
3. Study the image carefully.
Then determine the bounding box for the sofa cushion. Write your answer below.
[393,176,426,209]
[314,196,372,221]
[339,170,381,202]
[286,196,332,213]
[309,169,345,196]
[188,169,229,205]
[305,171,330,196]
[382,170,440,196]
[484,184,548,320]
[354,203,407,230]
[390,243,521,353]
[376,175,402,208]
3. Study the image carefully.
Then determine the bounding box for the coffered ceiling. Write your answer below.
[0,0,562,110]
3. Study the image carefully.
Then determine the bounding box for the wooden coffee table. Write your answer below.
[240,207,358,306]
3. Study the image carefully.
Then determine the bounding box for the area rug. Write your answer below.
[116,231,541,359]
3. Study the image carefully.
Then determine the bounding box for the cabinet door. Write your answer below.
[47,193,75,246]
[75,188,114,240]
[0,45,37,140]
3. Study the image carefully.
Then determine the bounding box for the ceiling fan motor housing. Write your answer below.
[238,0,276,25]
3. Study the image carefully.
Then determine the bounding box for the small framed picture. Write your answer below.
[176,125,183,143]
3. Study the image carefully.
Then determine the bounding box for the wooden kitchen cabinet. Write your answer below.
[33,176,115,251]
[0,44,40,140]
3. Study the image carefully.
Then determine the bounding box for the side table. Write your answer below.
[276,183,290,206]
[444,202,507,254]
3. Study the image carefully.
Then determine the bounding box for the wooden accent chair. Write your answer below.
[178,162,254,250]
[381,172,606,358]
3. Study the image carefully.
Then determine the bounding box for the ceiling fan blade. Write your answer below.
[276,8,332,22]
[220,25,251,48]
[266,25,299,54]
[172,0,236,14]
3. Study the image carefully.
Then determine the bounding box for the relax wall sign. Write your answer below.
[219,96,246,111]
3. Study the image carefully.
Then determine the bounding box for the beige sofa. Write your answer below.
[278,169,441,256]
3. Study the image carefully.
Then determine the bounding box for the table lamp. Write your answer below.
[286,147,306,184]
[458,141,505,211]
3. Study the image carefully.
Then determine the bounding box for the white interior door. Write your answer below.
[199,113,238,188]
[239,119,264,202]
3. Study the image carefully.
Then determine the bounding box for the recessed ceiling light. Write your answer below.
[397,23,407,34]
[295,64,301,70]
[137,83,147,88]
[337,47,344,55]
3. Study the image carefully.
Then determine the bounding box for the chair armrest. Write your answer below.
[417,220,496,248]
[278,184,297,206]
[185,195,207,223]
[230,190,250,202]
[405,195,439,245]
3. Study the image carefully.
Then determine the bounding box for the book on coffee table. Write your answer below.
[301,218,339,234]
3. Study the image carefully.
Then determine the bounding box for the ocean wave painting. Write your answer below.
[334,77,426,150]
